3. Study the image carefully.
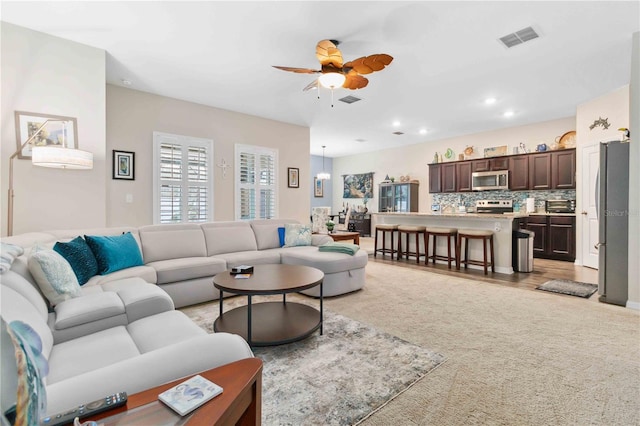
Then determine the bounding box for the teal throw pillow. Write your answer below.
[27,245,81,306]
[278,227,286,247]
[283,223,312,248]
[54,237,98,285]
[85,232,144,275]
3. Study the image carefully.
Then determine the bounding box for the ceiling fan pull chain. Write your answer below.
[331,88,335,108]
[317,80,320,100]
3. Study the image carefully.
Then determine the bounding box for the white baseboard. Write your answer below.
[626,300,640,310]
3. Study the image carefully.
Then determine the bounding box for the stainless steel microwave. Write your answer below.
[471,170,509,191]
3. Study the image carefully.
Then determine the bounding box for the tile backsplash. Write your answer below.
[432,190,576,212]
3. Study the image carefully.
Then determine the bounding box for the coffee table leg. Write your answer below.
[283,293,286,304]
[219,290,224,317]
[247,295,252,346]
[320,281,324,335]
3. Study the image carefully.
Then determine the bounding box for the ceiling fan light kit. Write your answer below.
[273,39,393,107]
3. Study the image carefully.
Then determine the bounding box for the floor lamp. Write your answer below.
[7,119,93,236]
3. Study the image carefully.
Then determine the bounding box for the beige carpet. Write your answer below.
[325,261,640,425]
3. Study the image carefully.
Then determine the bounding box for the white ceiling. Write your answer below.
[2,1,639,158]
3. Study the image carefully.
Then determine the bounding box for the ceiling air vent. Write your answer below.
[339,95,361,104]
[392,131,404,135]
[355,138,367,143]
[499,26,539,48]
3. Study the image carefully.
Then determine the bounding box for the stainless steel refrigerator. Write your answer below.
[597,140,630,306]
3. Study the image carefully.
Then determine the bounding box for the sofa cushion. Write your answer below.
[250,219,299,250]
[85,232,144,275]
[28,246,81,306]
[106,279,175,322]
[212,250,281,268]
[139,224,207,263]
[126,311,205,353]
[281,247,369,274]
[283,223,312,247]
[47,326,140,384]
[0,242,24,273]
[83,265,157,287]
[53,237,98,285]
[201,222,258,256]
[53,292,125,330]
[146,257,226,284]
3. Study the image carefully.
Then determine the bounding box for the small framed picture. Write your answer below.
[15,111,78,159]
[288,167,299,188]
[314,177,324,197]
[113,150,135,180]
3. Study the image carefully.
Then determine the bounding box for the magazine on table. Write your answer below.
[158,375,223,416]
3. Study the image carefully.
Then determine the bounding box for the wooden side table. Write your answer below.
[328,231,360,245]
[87,358,262,425]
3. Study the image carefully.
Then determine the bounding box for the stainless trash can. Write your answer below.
[513,230,534,272]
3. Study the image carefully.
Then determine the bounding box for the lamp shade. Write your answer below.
[316,171,331,180]
[318,72,346,89]
[31,146,93,169]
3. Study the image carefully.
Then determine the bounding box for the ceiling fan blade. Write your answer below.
[316,39,344,68]
[303,79,319,91]
[343,54,393,75]
[343,74,369,90]
[273,66,320,74]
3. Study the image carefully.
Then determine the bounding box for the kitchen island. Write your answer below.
[373,212,527,274]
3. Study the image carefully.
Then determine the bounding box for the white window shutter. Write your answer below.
[235,145,278,220]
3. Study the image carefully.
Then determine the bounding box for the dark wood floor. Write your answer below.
[369,255,598,292]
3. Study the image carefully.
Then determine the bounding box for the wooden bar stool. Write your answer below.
[425,227,458,269]
[397,225,427,264]
[374,224,399,259]
[456,229,495,275]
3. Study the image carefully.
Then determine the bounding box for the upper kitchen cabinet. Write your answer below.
[456,162,472,192]
[551,149,576,189]
[472,158,509,172]
[509,155,529,190]
[441,163,457,193]
[529,153,552,190]
[428,164,442,193]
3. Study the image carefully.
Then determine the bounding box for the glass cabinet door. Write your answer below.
[379,185,394,212]
[394,184,409,212]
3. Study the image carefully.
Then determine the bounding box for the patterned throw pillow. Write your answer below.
[54,237,98,285]
[85,232,144,275]
[283,224,312,248]
[0,242,24,273]
[28,245,81,306]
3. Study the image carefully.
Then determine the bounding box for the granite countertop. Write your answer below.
[373,212,576,218]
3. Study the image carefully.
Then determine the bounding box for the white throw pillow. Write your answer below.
[28,245,81,306]
[283,223,312,247]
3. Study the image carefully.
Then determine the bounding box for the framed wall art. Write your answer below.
[288,167,299,188]
[342,172,374,198]
[113,150,135,180]
[15,111,78,159]
[314,177,324,197]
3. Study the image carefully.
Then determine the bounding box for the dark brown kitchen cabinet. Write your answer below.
[441,163,457,193]
[456,162,472,192]
[472,159,490,172]
[428,164,442,193]
[551,149,576,189]
[473,158,508,172]
[509,156,529,190]
[529,153,552,190]
[525,215,576,261]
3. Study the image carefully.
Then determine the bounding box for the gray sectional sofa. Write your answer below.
[0,218,367,418]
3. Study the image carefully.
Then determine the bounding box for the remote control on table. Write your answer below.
[41,392,127,426]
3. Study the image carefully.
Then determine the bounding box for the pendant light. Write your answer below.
[317,145,330,180]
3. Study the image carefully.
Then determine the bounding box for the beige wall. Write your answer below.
[332,116,575,213]
[106,85,310,226]
[1,23,106,236]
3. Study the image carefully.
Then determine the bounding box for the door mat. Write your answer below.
[184,303,445,425]
[536,279,598,298]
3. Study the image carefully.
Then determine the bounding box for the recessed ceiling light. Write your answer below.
[392,121,401,127]
[485,97,497,105]
[503,110,515,118]
[355,138,367,143]
[419,129,428,135]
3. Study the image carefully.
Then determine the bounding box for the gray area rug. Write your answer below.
[536,279,598,298]
[184,303,445,425]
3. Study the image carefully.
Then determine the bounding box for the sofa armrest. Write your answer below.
[312,234,332,246]
[54,293,125,330]
[115,284,175,323]
[45,333,254,415]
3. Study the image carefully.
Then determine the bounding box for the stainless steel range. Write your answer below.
[476,200,513,214]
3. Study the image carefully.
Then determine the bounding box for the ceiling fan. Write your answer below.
[273,39,393,93]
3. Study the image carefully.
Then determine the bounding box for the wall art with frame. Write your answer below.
[113,150,135,180]
[314,177,324,197]
[15,111,78,159]
[287,167,299,188]
[342,172,374,198]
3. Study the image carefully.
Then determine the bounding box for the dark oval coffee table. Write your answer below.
[213,264,324,346]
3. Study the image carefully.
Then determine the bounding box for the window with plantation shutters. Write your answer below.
[235,144,278,220]
[153,132,213,224]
